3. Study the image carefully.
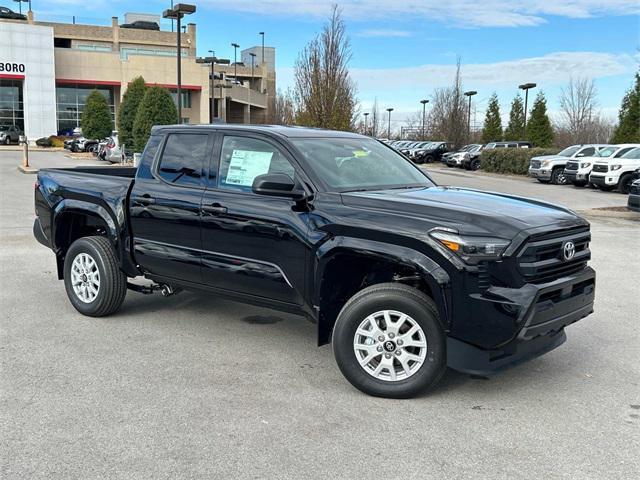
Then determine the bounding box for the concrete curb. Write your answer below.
[17,165,38,174]
[577,208,639,221]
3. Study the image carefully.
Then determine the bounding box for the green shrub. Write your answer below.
[49,136,66,148]
[118,76,147,149]
[81,90,113,140]
[132,86,178,152]
[480,147,559,175]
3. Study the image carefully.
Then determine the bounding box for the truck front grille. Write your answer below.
[565,161,579,171]
[530,160,541,169]
[517,227,591,284]
[592,164,608,173]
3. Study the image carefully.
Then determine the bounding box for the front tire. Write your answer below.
[551,168,568,185]
[63,236,127,317]
[619,173,633,194]
[424,155,434,163]
[332,283,446,398]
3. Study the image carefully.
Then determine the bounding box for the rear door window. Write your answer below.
[156,133,210,188]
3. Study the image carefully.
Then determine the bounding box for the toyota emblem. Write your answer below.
[562,241,576,261]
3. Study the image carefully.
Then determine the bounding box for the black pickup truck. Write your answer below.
[34,125,596,398]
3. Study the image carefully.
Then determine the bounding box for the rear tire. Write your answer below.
[332,283,446,399]
[63,236,127,317]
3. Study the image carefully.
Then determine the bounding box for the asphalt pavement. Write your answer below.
[1,151,639,479]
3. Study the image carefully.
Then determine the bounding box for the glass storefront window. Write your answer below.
[171,90,192,109]
[56,84,115,136]
[0,80,25,130]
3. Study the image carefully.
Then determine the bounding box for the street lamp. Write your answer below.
[420,99,429,140]
[13,0,28,15]
[519,83,536,139]
[197,54,230,122]
[231,43,240,83]
[163,3,196,123]
[259,32,265,66]
[464,91,477,139]
[248,52,256,124]
[386,108,394,139]
[363,112,369,136]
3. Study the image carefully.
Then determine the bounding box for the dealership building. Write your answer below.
[0,10,276,142]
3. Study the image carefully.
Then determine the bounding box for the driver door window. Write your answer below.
[218,136,295,192]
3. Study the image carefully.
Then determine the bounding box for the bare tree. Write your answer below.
[270,88,296,125]
[554,114,615,147]
[293,5,357,131]
[426,58,467,147]
[559,78,600,143]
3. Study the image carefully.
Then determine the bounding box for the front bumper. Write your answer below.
[589,174,616,187]
[565,171,589,183]
[529,167,551,180]
[447,267,595,375]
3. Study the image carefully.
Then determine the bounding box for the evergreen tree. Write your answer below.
[527,91,554,147]
[118,76,147,148]
[81,90,113,140]
[504,94,525,140]
[132,86,178,152]
[611,72,640,143]
[481,93,502,143]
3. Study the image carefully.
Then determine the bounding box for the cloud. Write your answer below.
[198,0,640,28]
[350,52,636,91]
[355,29,413,38]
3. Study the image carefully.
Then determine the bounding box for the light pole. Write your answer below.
[231,43,240,83]
[259,32,265,66]
[519,82,537,139]
[363,112,369,136]
[463,91,477,139]
[13,0,28,14]
[163,3,196,123]
[197,54,230,122]
[248,52,256,124]
[386,108,394,139]
[420,99,429,140]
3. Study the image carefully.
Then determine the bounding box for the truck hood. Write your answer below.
[531,155,567,162]
[341,186,585,239]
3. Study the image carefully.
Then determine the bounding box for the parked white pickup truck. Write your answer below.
[529,144,609,185]
[564,144,640,187]
[589,146,640,194]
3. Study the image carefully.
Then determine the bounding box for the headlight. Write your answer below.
[580,162,591,168]
[416,150,425,155]
[611,165,622,171]
[428,228,511,265]
[541,160,552,167]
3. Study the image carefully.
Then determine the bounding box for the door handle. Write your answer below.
[132,195,156,206]
[202,203,227,215]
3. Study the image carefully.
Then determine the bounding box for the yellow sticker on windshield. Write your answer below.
[353,150,369,157]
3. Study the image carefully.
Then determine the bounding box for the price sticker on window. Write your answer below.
[225,150,274,186]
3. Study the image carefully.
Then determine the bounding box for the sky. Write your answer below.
[11,0,640,130]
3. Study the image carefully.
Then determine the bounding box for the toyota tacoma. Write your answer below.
[34,125,596,398]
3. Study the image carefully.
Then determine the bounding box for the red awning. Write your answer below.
[0,74,25,80]
[56,79,121,86]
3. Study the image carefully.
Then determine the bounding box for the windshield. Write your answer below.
[558,146,580,157]
[596,147,617,157]
[621,147,640,159]
[292,137,435,192]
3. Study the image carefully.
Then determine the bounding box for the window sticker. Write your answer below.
[225,150,274,186]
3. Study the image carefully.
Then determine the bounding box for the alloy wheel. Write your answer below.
[70,253,100,303]
[353,310,427,382]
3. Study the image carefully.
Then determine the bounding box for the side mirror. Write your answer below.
[252,173,306,199]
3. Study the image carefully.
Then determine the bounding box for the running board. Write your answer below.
[127,282,182,297]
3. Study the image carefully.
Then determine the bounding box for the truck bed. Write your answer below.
[44,165,137,178]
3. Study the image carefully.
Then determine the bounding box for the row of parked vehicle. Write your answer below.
[528,143,640,194]
[63,129,126,163]
[382,140,455,164]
